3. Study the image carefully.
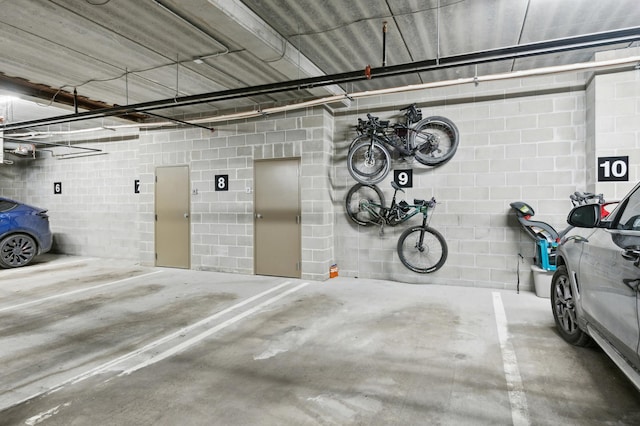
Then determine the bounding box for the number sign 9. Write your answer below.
[215,174,229,191]
[394,169,413,188]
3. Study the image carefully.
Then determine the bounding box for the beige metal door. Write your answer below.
[155,165,190,268]
[254,158,301,278]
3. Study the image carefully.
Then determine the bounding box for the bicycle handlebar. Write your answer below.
[414,197,437,209]
[353,113,388,132]
[570,191,604,205]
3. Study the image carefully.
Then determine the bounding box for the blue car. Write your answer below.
[0,197,53,268]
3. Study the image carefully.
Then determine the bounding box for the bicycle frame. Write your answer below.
[359,198,424,227]
[347,105,459,185]
[345,181,447,273]
[359,181,435,228]
[354,105,422,157]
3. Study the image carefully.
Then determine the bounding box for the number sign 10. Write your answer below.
[598,156,628,182]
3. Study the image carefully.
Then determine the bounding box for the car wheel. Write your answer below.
[551,265,592,346]
[0,234,38,268]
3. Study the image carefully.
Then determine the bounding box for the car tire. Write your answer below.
[0,233,38,268]
[551,265,592,346]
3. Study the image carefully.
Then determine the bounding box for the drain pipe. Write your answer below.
[382,21,388,67]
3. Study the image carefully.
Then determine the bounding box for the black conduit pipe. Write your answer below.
[2,26,639,132]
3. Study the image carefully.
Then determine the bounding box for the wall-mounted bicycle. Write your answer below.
[345,181,448,273]
[347,104,459,185]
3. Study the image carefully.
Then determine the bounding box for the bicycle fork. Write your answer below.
[415,215,429,251]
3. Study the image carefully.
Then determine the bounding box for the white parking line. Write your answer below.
[71,280,296,383]
[0,270,163,313]
[6,280,306,412]
[119,282,309,376]
[0,257,96,277]
[493,292,530,426]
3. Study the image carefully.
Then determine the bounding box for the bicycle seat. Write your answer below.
[391,181,405,192]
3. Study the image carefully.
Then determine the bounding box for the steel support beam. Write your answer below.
[0,73,147,123]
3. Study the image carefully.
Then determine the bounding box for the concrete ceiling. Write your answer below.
[1,0,639,129]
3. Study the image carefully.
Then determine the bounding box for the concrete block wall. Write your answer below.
[1,129,141,259]
[0,159,24,199]
[2,47,637,291]
[332,71,592,291]
[137,106,335,280]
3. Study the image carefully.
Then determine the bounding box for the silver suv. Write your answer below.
[552,182,640,390]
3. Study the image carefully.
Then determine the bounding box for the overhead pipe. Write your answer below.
[8,53,640,141]
[3,136,102,156]
[1,26,640,132]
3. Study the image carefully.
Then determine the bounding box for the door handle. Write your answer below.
[564,235,588,244]
[621,246,640,267]
[623,278,640,291]
[256,213,263,219]
[184,213,189,219]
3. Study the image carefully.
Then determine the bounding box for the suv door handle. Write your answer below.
[564,235,589,244]
[621,246,640,267]
[623,278,640,291]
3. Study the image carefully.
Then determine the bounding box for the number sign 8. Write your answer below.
[215,174,229,191]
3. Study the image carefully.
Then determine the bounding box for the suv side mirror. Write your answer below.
[567,204,602,228]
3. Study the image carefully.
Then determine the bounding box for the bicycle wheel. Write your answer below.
[397,226,448,273]
[411,116,459,166]
[347,138,391,184]
[348,134,369,152]
[345,183,385,226]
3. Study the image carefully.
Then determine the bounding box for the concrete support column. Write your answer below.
[586,47,640,200]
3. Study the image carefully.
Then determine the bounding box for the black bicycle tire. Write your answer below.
[348,134,369,152]
[411,116,459,166]
[345,183,386,226]
[397,226,448,273]
[347,138,391,184]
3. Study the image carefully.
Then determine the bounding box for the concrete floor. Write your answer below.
[1,255,639,426]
